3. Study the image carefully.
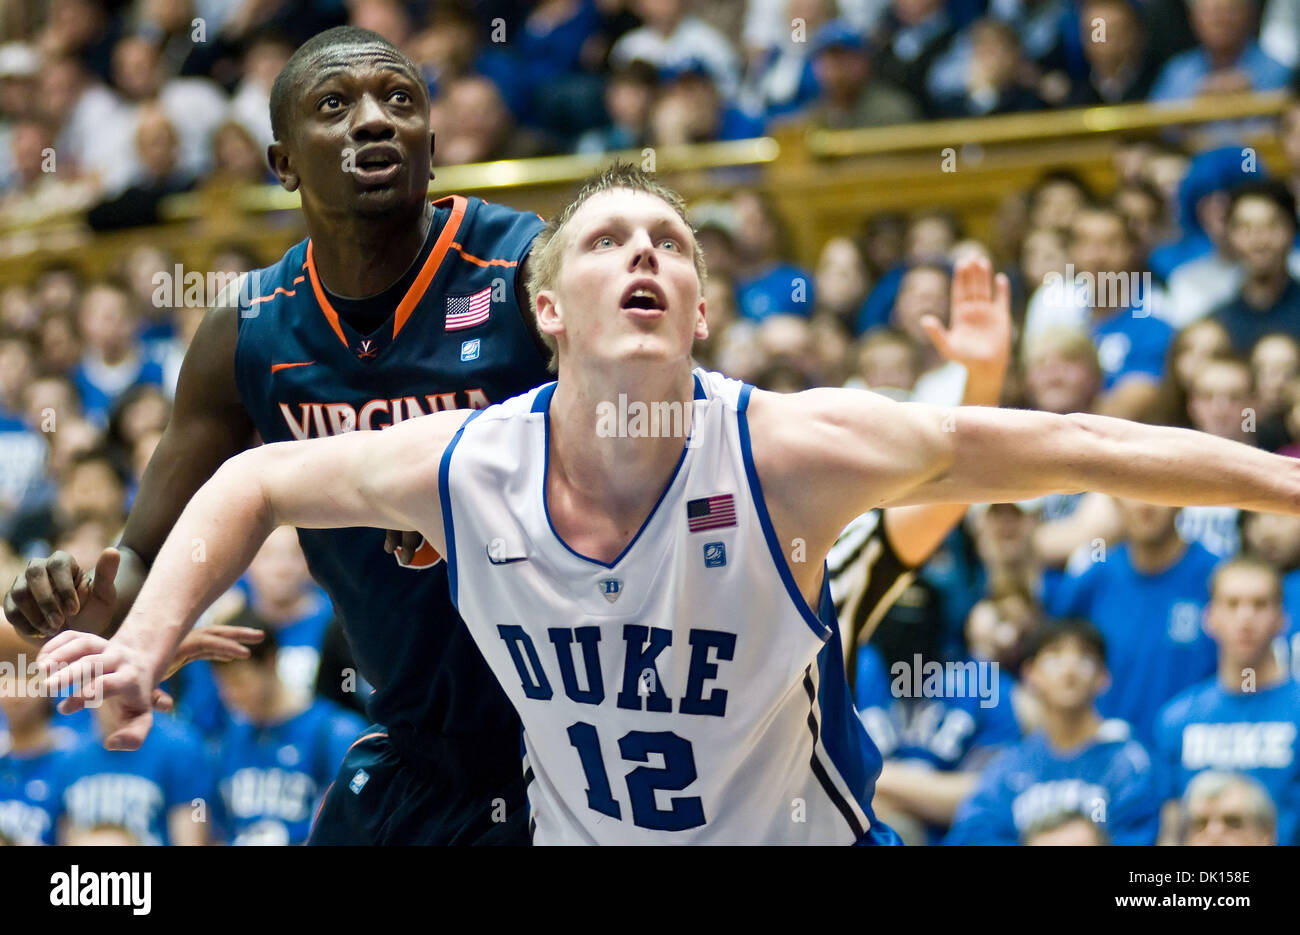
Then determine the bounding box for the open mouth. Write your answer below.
[620,281,667,315]
[353,145,403,185]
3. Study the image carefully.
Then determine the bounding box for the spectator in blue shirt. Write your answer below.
[945,620,1163,845]
[1049,497,1220,746]
[210,622,365,845]
[0,677,75,846]
[732,189,815,322]
[1149,0,1293,103]
[1240,510,1300,677]
[1212,180,1300,353]
[71,281,164,428]
[58,709,214,845]
[1154,556,1300,844]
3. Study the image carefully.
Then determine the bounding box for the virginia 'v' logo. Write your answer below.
[356,339,378,360]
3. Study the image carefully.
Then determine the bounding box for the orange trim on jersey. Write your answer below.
[392,194,466,338]
[270,361,315,374]
[304,240,350,348]
[450,242,518,268]
[249,275,306,307]
[304,196,467,346]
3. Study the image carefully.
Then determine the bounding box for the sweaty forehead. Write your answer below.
[300,45,422,94]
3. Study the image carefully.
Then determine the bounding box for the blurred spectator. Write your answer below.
[70,280,165,425]
[890,263,965,404]
[1026,168,1092,231]
[1048,497,1219,746]
[59,709,213,845]
[9,449,126,554]
[1021,327,1103,415]
[797,20,921,130]
[1239,510,1300,652]
[860,211,908,281]
[814,236,872,329]
[433,76,548,166]
[853,326,921,396]
[86,104,197,230]
[208,118,273,186]
[646,62,764,146]
[871,0,957,115]
[1147,316,1233,428]
[1283,96,1300,215]
[1113,179,1170,260]
[1026,203,1173,420]
[1260,0,1300,69]
[1155,558,1300,844]
[0,117,99,230]
[731,189,815,321]
[933,19,1045,118]
[0,42,41,188]
[512,0,608,136]
[855,210,962,335]
[1149,0,1292,103]
[229,33,294,151]
[1179,355,1255,557]
[210,618,365,844]
[1251,333,1300,423]
[1210,180,1300,353]
[1065,0,1159,106]
[739,0,832,119]
[610,0,742,99]
[1022,810,1109,844]
[108,35,230,185]
[38,55,132,196]
[857,593,1022,844]
[0,679,76,846]
[35,0,120,82]
[944,621,1163,845]
[1180,771,1278,845]
[575,60,658,154]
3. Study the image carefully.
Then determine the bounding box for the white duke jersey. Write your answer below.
[440,368,898,844]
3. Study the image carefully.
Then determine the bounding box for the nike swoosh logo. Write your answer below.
[486,546,528,565]
[270,361,316,374]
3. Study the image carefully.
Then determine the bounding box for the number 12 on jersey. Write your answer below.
[566,723,706,831]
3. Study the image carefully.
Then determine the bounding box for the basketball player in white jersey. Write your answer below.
[40,164,1300,845]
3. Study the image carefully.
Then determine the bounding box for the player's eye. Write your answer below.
[593,235,615,248]
[388,89,412,104]
[659,238,680,251]
[318,94,343,112]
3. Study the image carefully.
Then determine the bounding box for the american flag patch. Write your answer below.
[687,494,736,533]
[445,286,492,331]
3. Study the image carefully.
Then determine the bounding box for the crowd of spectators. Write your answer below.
[4,0,1300,846]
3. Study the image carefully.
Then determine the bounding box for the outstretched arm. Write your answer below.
[881,257,1011,567]
[752,260,1300,583]
[40,410,466,749]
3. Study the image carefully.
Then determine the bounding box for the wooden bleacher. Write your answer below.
[0,89,1291,285]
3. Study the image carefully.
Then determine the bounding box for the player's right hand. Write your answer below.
[37,629,157,751]
[3,548,120,642]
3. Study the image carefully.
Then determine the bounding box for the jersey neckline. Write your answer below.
[303,194,468,348]
[532,373,707,570]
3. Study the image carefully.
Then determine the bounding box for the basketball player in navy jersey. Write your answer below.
[6,27,552,844]
[42,164,1300,843]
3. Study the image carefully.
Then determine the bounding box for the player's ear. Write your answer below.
[429,130,436,181]
[268,142,299,192]
[694,294,708,342]
[535,289,563,338]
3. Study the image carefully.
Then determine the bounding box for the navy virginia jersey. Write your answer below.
[233,195,551,761]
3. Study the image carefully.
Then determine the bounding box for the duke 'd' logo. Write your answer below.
[599,578,623,603]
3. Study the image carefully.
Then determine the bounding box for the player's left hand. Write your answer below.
[161,623,265,681]
[921,256,1011,388]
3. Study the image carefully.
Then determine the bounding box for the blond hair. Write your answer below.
[525,162,708,372]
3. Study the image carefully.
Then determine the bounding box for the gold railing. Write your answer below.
[0,89,1290,282]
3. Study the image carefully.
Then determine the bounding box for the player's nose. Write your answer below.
[351,92,396,141]
[627,229,658,272]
